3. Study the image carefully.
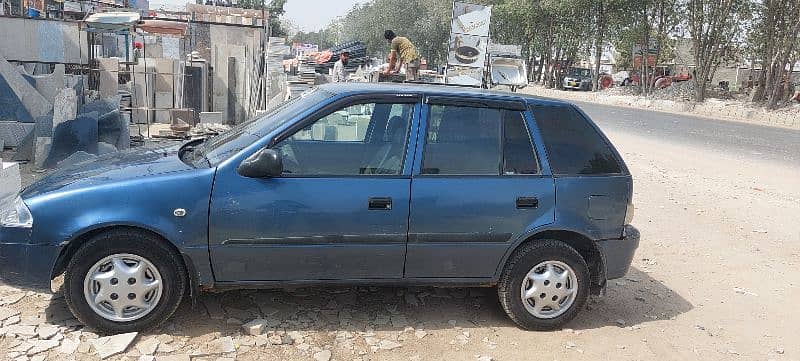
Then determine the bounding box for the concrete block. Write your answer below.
[52,88,77,130]
[0,161,21,200]
[0,68,34,123]
[199,112,223,124]
[154,92,173,123]
[0,53,52,121]
[20,64,65,104]
[34,114,54,139]
[97,58,119,98]
[154,58,177,92]
[34,137,51,169]
[10,131,34,161]
[0,122,34,147]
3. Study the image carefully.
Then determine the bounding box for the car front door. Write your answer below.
[209,95,420,282]
[406,97,556,279]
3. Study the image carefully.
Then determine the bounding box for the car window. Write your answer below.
[200,89,333,165]
[530,105,622,175]
[503,111,539,175]
[274,102,414,176]
[422,105,502,175]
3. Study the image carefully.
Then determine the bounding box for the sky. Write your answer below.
[284,0,362,31]
[148,0,363,32]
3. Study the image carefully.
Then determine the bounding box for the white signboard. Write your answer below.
[446,66,484,86]
[451,2,492,37]
[447,2,492,86]
[448,34,488,68]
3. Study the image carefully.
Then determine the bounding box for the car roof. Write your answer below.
[318,82,573,107]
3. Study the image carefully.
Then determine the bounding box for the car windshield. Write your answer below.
[198,88,334,165]
[569,69,591,77]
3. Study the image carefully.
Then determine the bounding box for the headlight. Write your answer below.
[0,196,33,228]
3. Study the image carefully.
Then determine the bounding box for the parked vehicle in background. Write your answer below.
[0,83,638,333]
[562,67,593,90]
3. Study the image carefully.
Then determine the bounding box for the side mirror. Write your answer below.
[237,148,283,178]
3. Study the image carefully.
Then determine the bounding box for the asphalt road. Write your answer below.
[572,101,800,166]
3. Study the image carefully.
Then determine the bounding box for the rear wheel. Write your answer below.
[64,229,187,333]
[498,240,590,330]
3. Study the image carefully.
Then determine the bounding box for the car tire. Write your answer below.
[64,229,187,333]
[498,240,590,330]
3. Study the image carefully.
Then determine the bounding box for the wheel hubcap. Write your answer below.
[83,253,163,322]
[520,260,577,319]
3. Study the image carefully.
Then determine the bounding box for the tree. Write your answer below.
[686,0,750,102]
[747,0,800,109]
[266,0,287,37]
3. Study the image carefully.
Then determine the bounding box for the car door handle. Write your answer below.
[368,197,392,210]
[516,197,539,209]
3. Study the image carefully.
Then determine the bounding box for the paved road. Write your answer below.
[572,101,800,165]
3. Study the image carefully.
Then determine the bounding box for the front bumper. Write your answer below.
[597,225,640,280]
[0,228,59,292]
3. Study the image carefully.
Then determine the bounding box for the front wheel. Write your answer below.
[64,229,187,333]
[498,240,590,330]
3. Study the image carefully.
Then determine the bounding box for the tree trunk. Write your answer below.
[592,0,605,92]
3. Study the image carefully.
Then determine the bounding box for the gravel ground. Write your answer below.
[1,125,798,360]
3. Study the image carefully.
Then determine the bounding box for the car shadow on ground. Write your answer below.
[43,267,691,335]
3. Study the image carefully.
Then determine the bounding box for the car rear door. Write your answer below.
[405,97,556,279]
[208,94,422,282]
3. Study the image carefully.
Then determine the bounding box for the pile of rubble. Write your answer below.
[0,53,129,170]
[649,80,696,101]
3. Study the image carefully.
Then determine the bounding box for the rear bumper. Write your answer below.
[597,225,640,280]
[0,228,58,292]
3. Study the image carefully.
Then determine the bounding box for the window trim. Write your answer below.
[270,96,420,178]
[269,93,421,148]
[418,104,542,177]
[501,109,542,176]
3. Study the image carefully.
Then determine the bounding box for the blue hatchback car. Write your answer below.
[0,83,638,332]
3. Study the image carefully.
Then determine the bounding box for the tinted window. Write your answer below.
[503,111,539,174]
[422,105,502,175]
[531,105,622,175]
[274,102,413,176]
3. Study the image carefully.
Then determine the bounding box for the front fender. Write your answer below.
[23,168,216,288]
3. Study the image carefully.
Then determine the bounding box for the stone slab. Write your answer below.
[0,52,52,120]
[52,88,77,130]
[34,137,51,169]
[0,161,21,200]
[154,92,173,123]
[0,122,34,147]
[97,58,119,98]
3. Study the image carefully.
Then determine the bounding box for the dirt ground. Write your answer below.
[1,126,799,361]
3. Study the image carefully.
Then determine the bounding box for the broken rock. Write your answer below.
[0,306,20,321]
[242,318,267,335]
[313,350,332,361]
[90,332,138,359]
[36,324,59,339]
[135,337,160,355]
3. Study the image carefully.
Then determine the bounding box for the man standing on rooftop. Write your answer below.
[382,30,420,82]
